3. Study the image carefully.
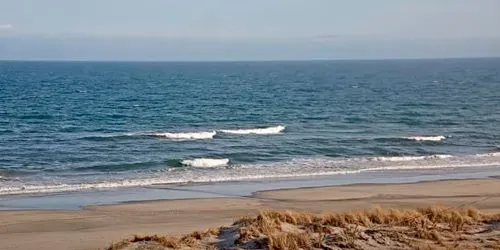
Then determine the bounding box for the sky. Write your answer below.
[1,0,500,60]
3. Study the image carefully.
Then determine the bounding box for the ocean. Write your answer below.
[1,58,499,196]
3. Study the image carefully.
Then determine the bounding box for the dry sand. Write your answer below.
[1,178,500,250]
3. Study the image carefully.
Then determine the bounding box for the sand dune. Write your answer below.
[1,179,500,250]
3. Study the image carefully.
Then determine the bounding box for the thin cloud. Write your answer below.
[0,24,14,30]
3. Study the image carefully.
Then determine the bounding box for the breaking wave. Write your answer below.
[78,125,286,141]
[181,158,230,168]
[220,125,286,135]
[79,131,216,141]
[369,154,453,162]
[149,131,216,140]
[2,152,500,196]
[404,135,446,141]
[474,152,500,157]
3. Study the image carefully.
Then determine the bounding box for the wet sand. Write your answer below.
[1,178,500,250]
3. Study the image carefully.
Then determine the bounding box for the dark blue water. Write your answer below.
[1,59,499,195]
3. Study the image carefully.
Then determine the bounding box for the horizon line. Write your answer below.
[1,56,499,63]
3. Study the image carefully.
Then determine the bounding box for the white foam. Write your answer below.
[475,152,500,157]
[220,125,286,135]
[150,131,216,140]
[0,180,170,196]
[181,158,230,168]
[2,153,500,196]
[405,135,446,141]
[369,154,453,162]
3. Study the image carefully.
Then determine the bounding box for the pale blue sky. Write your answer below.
[1,0,499,60]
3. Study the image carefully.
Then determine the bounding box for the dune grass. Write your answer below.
[105,205,500,250]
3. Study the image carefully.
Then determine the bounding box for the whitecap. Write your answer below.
[474,152,500,157]
[220,125,285,135]
[369,154,453,162]
[181,158,230,168]
[3,153,500,196]
[405,135,446,141]
[150,131,216,140]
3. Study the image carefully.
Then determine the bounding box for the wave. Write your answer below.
[2,152,499,196]
[369,154,453,162]
[78,133,143,141]
[404,135,446,141]
[79,125,285,141]
[79,130,216,141]
[74,161,163,172]
[474,152,500,157]
[3,155,499,196]
[148,131,216,140]
[181,158,229,168]
[220,125,286,135]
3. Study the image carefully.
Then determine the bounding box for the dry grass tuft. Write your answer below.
[265,232,312,250]
[106,206,500,250]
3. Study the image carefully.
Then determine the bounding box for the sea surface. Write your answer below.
[1,58,499,196]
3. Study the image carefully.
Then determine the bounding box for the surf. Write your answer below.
[181,158,230,168]
[219,125,286,135]
[149,131,216,140]
[369,154,453,162]
[474,152,500,157]
[404,135,446,141]
[2,152,500,196]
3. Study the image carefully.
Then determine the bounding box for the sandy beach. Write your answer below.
[1,178,500,250]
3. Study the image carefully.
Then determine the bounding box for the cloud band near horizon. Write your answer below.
[0,24,13,30]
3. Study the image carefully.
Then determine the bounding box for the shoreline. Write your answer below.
[3,165,500,210]
[98,176,499,208]
[1,178,500,250]
[3,152,499,198]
